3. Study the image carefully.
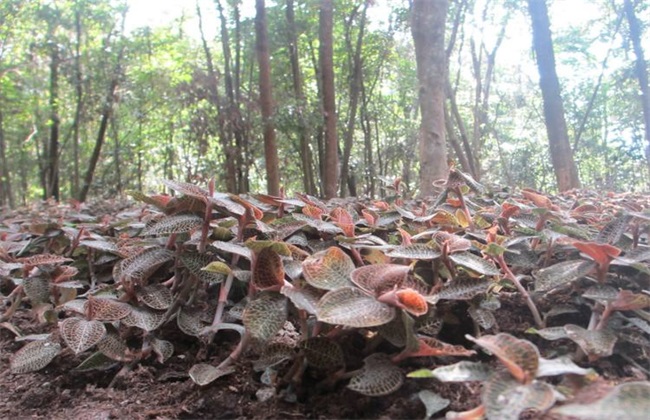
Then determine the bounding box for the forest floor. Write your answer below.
[1,188,650,419]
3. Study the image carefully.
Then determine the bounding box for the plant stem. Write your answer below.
[496,255,544,328]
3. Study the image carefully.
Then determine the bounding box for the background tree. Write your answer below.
[319,0,338,199]
[527,0,581,191]
[411,0,449,196]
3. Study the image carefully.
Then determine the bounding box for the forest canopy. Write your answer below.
[0,0,649,207]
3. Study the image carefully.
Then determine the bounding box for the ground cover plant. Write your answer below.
[2,169,650,419]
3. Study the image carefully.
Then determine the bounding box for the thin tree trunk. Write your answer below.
[319,0,338,198]
[197,1,236,192]
[46,40,60,200]
[340,2,368,197]
[111,115,122,194]
[411,0,449,197]
[286,0,316,195]
[78,13,126,202]
[0,111,13,207]
[623,0,650,181]
[527,0,580,191]
[71,4,83,197]
[255,0,280,195]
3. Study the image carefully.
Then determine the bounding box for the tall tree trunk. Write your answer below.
[0,111,13,208]
[78,13,125,202]
[319,0,338,198]
[411,0,449,197]
[527,0,580,191]
[340,2,368,197]
[623,0,650,181]
[216,0,247,193]
[286,0,316,195]
[255,0,280,195]
[71,4,83,197]
[46,40,60,200]
[197,1,236,192]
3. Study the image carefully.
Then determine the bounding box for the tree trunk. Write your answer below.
[46,40,60,200]
[255,0,280,195]
[527,0,580,191]
[286,0,316,196]
[71,4,83,198]
[411,0,449,197]
[0,111,13,208]
[340,2,368,197]
[623,0,650,181]
[197,2,236,192]
[319,0,338,199]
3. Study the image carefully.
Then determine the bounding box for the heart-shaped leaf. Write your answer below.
[10,340,61,374]
[552,381,650,419]
[85,297,132,321]
[122,306,166,331]
[317,287,395,328]
[189,363,236,386]
[96,329,132,361]
[150,337,174,363]
[280,284,321,315]
[427,277,492,303]
[302,247,354,290]
[253,342,295,372]
[60,318,106,354]
[466,333,539,384]
[118,247,174,283]
[177,307,205,337]
[243,292,288,342]
[347,353,403,396]
[136,284,173,310]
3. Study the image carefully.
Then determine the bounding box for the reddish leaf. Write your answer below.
[303,204,324,220]
[253,247,285,291]
[330,207,355,237]
[466,333,539,384]
[521,189,560,211]
[302,246,354,290]
[611,290,650,311]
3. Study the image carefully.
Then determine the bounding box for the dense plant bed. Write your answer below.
[2,171,650,419]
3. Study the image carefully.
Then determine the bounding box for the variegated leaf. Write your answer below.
[449,252,500,276]
[243,292,288,342]
[10,340,61,374]
[552,381,650,420]
[347,353,403,396]
[122,306,166,331]
[466,333,539,384]
[533,260,596,292]
[317,287,396,328]
[300,337,345,371]
[302,247,354,290]
[137,284,173,310]
[141,214,203,236]
[189,363,235,386]
[482,371,556,420]
[60,318,106,355]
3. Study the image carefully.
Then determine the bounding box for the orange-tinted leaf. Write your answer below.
[433,231,472,253]
[500,203,521,219]
[572,241,621,265]
[351,264,410,295]
[409,336,476,359]
[253,247,285,291]
[302,246,354,290]
[302,204,324,220]
[466,333,539,384]
[386,288,428,316]
[361,209,378,226]
[397,228,412,246]
[19,254,72,267]
[521,189,559,211]
[330,207,355,237]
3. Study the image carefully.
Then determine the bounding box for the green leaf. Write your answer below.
[317,287,396,327]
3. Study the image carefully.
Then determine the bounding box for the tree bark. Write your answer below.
[286,0,316,195]
[623,0,650,181]
[527,0,580,191]
[319,0,338,199]
[411,0,449,197]
[0,111,13,207]
[46,39,60,200]
[255,0,280,195]
[197,1,236,192]
[340,2,368,197]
